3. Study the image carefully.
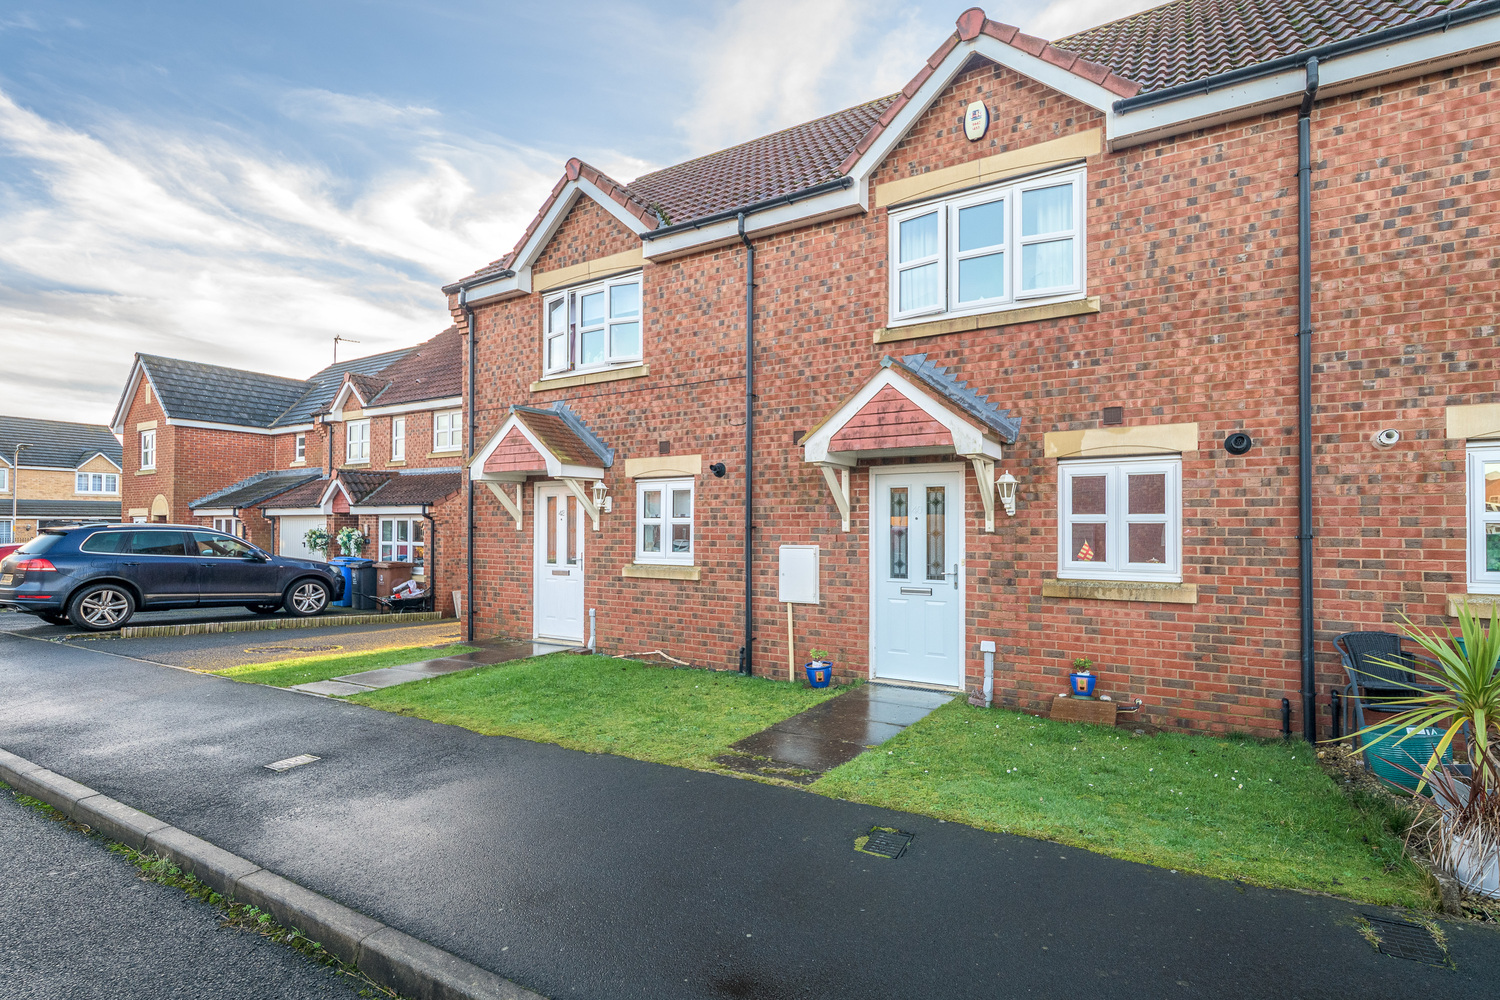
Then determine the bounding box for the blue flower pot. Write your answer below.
[1365,723,1451,793]
[1069,672,1096,697]
[805,661,832,688]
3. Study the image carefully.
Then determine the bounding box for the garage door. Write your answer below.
[279,516,327,561]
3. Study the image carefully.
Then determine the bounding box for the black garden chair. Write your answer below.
[1333,631,1445,765]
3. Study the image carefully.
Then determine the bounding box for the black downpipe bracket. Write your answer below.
[737,212,755,676]
[1297,58,1319,743]
[462,288,477,643]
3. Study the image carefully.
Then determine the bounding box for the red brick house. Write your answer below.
[110,329,465,613]
[445,0,1500,737]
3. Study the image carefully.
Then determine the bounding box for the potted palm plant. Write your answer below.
[1354,603,1500,899]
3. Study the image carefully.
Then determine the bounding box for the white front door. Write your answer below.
[534,483,585,642]
[279,516,327,561]
[872,469,963,687]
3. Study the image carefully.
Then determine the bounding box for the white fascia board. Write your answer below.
[349,504,430,515]
[17,464,79,472]
[328,382,366,415]
[468,412,526,475]
[642,184,868,261]
[329,397,463,422]
[165,418,285,436]
[109,361,148,433]
[263,503,332,516]
[465,269,529,305]
[74,452,123,471]
[498,180,655,296]
[192,506,236,517]
[1111,18,1500,149]
[319,479,355,508]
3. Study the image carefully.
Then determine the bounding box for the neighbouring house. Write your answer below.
[442,0,1500,737]
[0,416,123,544]
[109,328,465,613]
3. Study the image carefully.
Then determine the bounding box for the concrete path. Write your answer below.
[292,641,536,696]
[3,631,1499,1000]
[717,684,952,783]
[0,780,365,999]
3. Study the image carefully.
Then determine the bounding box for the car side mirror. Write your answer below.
[249,550,270,562]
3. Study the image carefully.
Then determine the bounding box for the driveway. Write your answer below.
[2,632,1498,1000]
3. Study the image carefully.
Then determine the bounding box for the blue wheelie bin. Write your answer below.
[328,556,359,608]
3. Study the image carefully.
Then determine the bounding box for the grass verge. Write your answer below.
[351,652,849,769]
[215,644,476,688]
[813,700,1435,909]
[1,781,403,998]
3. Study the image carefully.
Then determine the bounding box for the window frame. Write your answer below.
[294,433,306,463]
[346,419,370,463]
[1466,445,1500,593]
[140,429,156,471]
[432,410,461,453]
[0,519,11,544]
[634,477,694,566]
[211,517,245,538]
[0,466,8,492]
[540,272,644,379]
[887,166,1086,327]
[390,417,405,461]
[76,472,119,495]
[378,516,426,572]
[1056,456,1181,583]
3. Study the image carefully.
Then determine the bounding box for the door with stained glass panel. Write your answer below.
[871,470,963,687]
[533,483,585,642]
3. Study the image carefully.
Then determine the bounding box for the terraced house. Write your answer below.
[445,0,1500,737]
[111,328,465,613]
[0,416,123,544]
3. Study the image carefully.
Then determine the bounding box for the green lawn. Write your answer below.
[216,644,475,688]
[814,700,1434,908]
[351,653,848,769]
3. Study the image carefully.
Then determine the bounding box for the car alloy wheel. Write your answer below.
[290,581,328,615]
[77,589,131,629]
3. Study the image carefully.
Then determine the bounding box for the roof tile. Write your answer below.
[0,416,121,469]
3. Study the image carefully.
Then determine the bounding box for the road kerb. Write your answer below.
[115,610,444,639]
[0,748,546,1000]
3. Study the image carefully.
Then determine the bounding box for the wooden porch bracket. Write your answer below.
[967,455,995,533]
[482,481,524,530]
[819,464,852,532]
[561,477,602,531]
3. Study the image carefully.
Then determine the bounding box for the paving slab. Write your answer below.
[295,680,372,697]
[331,666,434,689]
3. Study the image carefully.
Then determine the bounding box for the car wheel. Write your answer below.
[245,603,280,616]
[67,585,136,632]
[284,579,330,617]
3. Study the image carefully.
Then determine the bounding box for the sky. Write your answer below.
[0,0,1159,425]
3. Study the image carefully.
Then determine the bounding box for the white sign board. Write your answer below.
[964,100,989,141]
[778,545,820,604]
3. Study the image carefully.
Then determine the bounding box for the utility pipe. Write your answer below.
[462,287,477,643]
[1297,58,1319,743]
[737,212,756,676]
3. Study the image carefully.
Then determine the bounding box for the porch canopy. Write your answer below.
[801,354,1020,532]
[469,402,615,530]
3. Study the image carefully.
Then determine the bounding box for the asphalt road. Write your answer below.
[3,631,1500,1000]
[0,779,367,999]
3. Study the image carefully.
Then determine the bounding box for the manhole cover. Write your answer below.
[265,754,321,773]
[246,645,340,654]
[857,827,913,859]
[1362,914,1448,966]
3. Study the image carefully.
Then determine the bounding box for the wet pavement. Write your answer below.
[292,640,536,696]
[716,684,953,782]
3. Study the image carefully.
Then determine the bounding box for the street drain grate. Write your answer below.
[1362,914,1448,966]
[265,754,321,773]
[858,827,913,859]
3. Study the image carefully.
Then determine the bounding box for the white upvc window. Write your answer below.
[0,467,8,492]
[541,273,642,377]
[635,477,694,565]
[294,433,306,463]
[378,517,425,572]
[1057,457,1181,582]
[76,472,119,494]
[346,420,370,463]
[1466,446,1500,593]
[888,167,1085,325]
[390,417,405,461]
[140,430,156,470]
[0,520,11,544]
[213,516,245,538]
[433,410,461,452]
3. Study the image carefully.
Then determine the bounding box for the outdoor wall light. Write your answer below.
[709,462,727,478]
[996,471,1018,517]
[591,480,612,513]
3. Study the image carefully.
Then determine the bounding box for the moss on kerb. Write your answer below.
[114,611,443,639]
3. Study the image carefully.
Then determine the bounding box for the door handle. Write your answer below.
[952,563,959,590]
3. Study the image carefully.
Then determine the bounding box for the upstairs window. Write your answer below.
[542,274,642,377]
[888,168,1084,325]
[433,410,462,452]
[346,420,370,463]
[140,430,156,470]
[294,433,306,463]
[0,467,8,492]
[391,417,406,461]
[1058,457,1180,582]
[76,472,119,494]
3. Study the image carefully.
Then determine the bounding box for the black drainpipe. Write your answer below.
[461,287,477,644]
[737,212,755,676]
[1297,57,1319,743]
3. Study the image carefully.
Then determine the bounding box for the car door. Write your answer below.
[120,530,199,606]
[190,531,282,601]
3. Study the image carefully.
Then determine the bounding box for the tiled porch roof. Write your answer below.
[189,470,323,511]
[884,355,1021,444]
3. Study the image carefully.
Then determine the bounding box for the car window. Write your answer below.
[16,533,63,554]
[126,531,188,557]
[79,532,130,554]
[191,532,259,559]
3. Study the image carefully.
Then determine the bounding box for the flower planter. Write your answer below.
[1068,671,1096,698]
[1450,828,1500,899]
[804,660,832,688]
[1363,723,1451,793]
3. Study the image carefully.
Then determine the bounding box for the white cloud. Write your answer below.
[1025,0,1164,41]
[0,88,604,423]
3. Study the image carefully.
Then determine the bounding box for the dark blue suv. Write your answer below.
[0,524,345,631]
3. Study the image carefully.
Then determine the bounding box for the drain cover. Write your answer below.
[1363,914,1448,966]
[265,754,320,772]
[858,827,913,859]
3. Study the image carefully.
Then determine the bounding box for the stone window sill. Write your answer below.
[135,469,157,476]
[873,296,1100,345]
[1447,593,1500,617]
[425,450,462,459]
[532,364,649,392]
[342,462,371,469]
[621,563,701,581]
[1042,578,1196,605]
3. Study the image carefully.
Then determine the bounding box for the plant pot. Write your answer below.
[805,660,832,688]
[1364,723,1451,793]
[1449,827,1500,899]
[1068,671,1096,697]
